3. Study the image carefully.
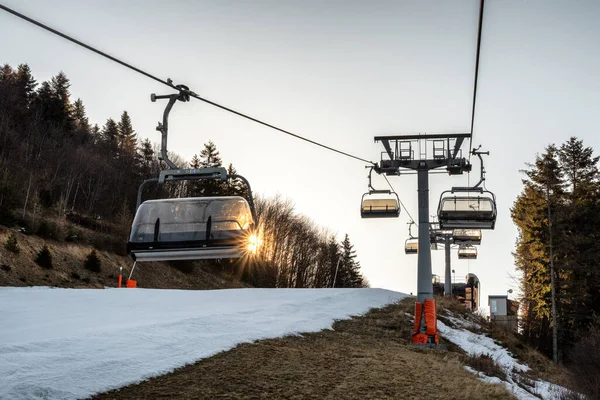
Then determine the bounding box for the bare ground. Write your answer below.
[90,298,514,400]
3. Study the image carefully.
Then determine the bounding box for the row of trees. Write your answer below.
[0,63,368,289]
[253,196,367,289]
[512,137,600,360]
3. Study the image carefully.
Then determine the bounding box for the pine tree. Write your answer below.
[337,234,364,288]
[187,141,226,196]
[101,118,119,155]
[35,245,53,269]
[84,250,102,273]
[513,138,600,357]
[72,98,89,131]
[117,111,137,156]
[199,141,222,168]
[49,72,73,129]
[15,64,37,107]
[4,232,19,254]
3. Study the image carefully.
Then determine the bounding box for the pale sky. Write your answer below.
[2,0,599,310]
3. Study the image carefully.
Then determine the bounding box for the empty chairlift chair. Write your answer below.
[452,229,482,245]
[437,188,497,230]
[457,245,478,260]
[361,190,400,218]
[127,196,255,262]
[405,238,418,254]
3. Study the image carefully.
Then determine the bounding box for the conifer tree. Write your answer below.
[72,98,89,131]
[117,111,136,156]
[101,118,119,155]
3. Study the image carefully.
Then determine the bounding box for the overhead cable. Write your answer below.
[0,3,376,165]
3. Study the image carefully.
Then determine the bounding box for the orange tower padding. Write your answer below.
[411,299,440,345]
[424,299,437,336]
[413,301,423,335]
[126,279,137,288]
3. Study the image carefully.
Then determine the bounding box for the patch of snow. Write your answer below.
[442,320,571,400]
[438,319,528,372]
[442,315,482,331]
[0,287,405,400]
[464,366,540,400]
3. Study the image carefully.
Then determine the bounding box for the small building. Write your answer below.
[489,295,518,332]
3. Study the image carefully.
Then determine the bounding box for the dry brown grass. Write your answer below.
[90,299,515,400]
[0,226,248,290]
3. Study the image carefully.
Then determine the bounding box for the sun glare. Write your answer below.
[246,234,262,255]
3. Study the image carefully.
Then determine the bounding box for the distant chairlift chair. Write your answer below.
[457,245,478,260]
[452,228,482,245]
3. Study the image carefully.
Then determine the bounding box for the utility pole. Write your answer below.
[332,256,342,288]
[444,235,452,298]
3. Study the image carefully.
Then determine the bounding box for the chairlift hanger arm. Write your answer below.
[151,82,194,169]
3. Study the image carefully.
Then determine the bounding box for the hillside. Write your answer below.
[0,224,248,290]
[91,297,574,400]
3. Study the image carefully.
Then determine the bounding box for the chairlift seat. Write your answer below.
[361,194,400,219]
[127,196,254,262]
[452,229,482,245]
[458,246,478,260]
[405,239,418,254]
[437,195,496,229]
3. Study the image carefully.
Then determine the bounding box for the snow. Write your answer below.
[439,316,571,400]
[0,286,404,400]
[438,319,528,372]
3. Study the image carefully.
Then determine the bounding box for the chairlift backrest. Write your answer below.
[437,190,497,229]
[361,192,400,218]
[129,197,253,244]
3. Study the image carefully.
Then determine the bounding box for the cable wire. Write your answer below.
[469,0,485,156]
[0,3,376,166]
[383,174,415,224]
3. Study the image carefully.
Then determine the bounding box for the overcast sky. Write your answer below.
[2,0,599,310]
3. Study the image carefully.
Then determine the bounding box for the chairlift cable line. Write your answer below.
[0,3,376,166]
[383,175,415,224]
[469,0,485,157]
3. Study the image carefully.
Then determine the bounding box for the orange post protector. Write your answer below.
[126,279,137,288]
[117,274,122,288]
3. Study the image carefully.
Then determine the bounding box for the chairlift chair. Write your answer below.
[127,194,256,262]
[126,88,258,264]
[452,229,482,245]
[437,188,497,230]
[405,238,418,254]
[458,245,478,260]
[360,167,400,218]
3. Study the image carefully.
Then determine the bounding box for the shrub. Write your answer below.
[84,250,102,273]
[70,272,81,280]
[4,232,19,253]
[464,353,506,381]
[35,245,53,269]
[65,224,78,242]
[36,221,59,240]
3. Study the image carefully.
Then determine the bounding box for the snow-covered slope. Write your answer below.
[0,287,404,400]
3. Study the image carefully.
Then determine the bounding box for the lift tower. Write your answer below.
[375,133,472,346]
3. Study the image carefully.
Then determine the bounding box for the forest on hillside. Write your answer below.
[512,137,600,369]
[0,63,367,289]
